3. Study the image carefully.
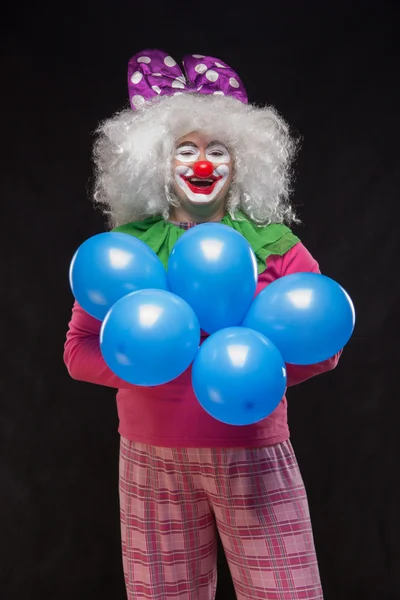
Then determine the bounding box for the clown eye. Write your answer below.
[206,145,231,163]
[175,146,200,163]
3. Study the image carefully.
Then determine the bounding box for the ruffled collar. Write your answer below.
[113,211,299,274]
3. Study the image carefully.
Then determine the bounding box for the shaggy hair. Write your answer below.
[93,93,299,228]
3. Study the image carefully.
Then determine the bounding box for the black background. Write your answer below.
[1,1,399,599]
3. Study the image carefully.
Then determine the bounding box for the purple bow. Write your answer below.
[128,49,248,110]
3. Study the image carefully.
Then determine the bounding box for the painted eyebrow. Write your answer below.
[176,142,198,149]
[175,141,227,150]
[207,140,226,147]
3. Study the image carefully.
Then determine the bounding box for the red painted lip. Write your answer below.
[182,176,222,195]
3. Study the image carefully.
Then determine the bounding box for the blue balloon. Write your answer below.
[69,232,168,320]
[192,327,287,426]
[243,272,355,365]
[100,289,200,386]
[168,223,258,334]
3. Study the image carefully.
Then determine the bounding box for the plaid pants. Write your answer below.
[119,438,323,600]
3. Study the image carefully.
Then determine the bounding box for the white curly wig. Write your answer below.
[93,93,299,228]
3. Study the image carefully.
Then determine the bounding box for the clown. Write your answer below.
[65,49,340,600]
[172,133,232,218]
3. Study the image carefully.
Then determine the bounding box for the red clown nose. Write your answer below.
[192,161,214,178]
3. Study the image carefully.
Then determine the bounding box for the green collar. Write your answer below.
[113,211,299,274]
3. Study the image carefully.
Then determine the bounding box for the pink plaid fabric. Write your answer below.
[169,220,197,230]
[119,438,323,600]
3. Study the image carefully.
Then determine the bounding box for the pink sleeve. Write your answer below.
[280,243,341,387]
[63,301,133,389]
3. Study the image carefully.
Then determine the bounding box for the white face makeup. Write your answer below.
[173,141,232,205]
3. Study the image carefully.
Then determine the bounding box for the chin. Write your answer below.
[186,195,221,206]
[176,185,230,206]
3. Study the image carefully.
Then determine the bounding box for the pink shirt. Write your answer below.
[64,242,340,447]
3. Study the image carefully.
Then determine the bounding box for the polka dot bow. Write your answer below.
[128,49,248,110]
